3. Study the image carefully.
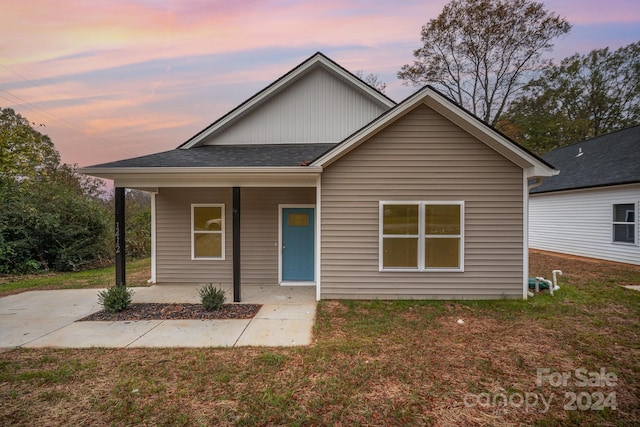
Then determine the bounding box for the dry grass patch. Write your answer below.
[1,251,639,425]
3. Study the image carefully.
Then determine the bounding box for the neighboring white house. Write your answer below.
[529,125,640,265]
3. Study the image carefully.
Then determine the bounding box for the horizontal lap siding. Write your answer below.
[241,187,315,283]
[529,185,640,265]
[320,104,524,299]
[156,188,232,283]
[155,187,315,284]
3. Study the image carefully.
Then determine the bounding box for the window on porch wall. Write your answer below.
[192,204,225,259]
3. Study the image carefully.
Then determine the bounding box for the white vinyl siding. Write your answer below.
[530,184,640,265]
[320,104,525,300]
[207,67,388,145]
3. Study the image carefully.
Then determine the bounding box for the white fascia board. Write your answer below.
[181,54,395,150]
[79,166,322,188]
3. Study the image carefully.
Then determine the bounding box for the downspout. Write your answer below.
[524,176,544,299]
[528,177,544,191]
[522,174,529,299]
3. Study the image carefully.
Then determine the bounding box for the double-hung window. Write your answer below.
[380,201,464,271]
[612,203,636,244]
[192,204,225,259]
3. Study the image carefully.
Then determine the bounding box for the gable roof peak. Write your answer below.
[311,84,556,178]
[180,52,396,149]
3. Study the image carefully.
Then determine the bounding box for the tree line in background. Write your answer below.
[399,0,640,155]
[0,107,151,274]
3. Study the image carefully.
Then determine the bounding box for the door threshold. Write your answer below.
[280,281,316,287]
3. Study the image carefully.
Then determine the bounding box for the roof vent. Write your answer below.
[576,147,584,157]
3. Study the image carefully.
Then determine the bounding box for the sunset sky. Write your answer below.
[2,0,639,169]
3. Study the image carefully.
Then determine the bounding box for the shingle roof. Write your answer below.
[530,125,640,194]
[87,143,336,168]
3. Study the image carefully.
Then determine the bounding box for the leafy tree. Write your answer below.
[0,107,112,273]
[398,0,571,126]
[502,41,640,154]
[0,108,59,181]
[0,167,112,273]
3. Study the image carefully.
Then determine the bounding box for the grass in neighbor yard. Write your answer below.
[1,251,640,426]
[0,258,151,297]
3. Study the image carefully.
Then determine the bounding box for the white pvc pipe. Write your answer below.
[551,270,562,295]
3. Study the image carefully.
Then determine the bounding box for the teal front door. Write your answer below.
[282,207,315,281]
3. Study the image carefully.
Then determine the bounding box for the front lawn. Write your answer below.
[0,258,151,297]
[1,251,639,426]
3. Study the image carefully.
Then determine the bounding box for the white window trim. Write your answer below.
[191,203,225,260]
[612,203,637,245]
[379,201,464,272]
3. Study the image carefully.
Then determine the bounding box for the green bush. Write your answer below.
[98,286,134,312]
[199,284,226,311]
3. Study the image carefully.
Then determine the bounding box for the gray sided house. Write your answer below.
[529,125,640,265]
[82,52,556,301]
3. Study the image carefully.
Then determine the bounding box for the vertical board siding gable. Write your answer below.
[320,104,525,299]
[207,67,388,145]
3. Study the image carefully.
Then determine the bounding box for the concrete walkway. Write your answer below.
[0,284,316,350]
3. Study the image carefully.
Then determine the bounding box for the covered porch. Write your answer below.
[110,169,323,303]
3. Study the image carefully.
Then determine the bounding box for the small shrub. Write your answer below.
[199,284,226,311]
[98,286,134,312]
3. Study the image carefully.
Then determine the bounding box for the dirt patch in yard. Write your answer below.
[529,248,640,287]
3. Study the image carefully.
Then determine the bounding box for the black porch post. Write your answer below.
[115,187,126,287]
[233,187,241,302]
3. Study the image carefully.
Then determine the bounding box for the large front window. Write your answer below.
[613,203,636,244]
[192,204,225,259]
[380,201,464,271]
